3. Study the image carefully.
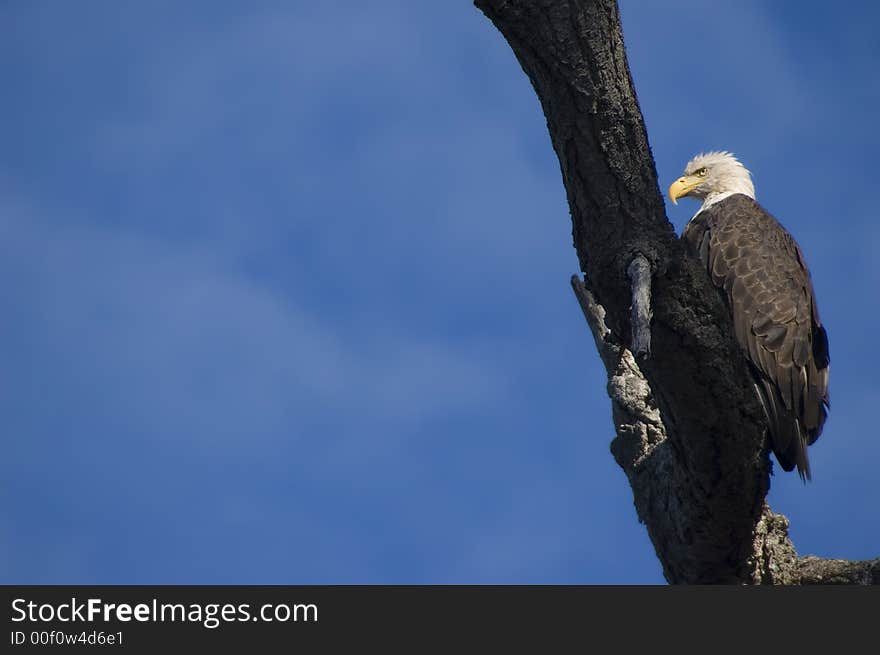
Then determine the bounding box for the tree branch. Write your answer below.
[797,556,880,585]
[478,0,876,584]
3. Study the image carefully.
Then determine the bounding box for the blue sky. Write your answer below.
[2,1,877,584]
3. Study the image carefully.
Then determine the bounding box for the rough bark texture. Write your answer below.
[478,0,877,584]
[626,255,651,358]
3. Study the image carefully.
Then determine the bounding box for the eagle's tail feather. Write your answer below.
[754,378,811,481]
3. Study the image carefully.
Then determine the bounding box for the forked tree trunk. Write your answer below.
[474,0,878,584]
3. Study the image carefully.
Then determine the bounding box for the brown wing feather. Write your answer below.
[682,194,829,480]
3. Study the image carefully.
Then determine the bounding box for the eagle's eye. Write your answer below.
[695,167,708,177]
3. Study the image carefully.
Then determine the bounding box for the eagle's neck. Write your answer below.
[695,181,756,217]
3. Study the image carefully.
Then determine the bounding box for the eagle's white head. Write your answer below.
[668,151,755,211]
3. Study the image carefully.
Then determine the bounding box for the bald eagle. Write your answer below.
[669,152,829,480]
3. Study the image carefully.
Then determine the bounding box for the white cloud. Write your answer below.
[0,201,509,451]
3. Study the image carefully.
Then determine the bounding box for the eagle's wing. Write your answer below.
[682,194,829,479]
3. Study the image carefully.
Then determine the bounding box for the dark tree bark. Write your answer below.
[475,0,878,584]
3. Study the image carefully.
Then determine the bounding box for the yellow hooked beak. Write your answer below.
[668,175,702,205]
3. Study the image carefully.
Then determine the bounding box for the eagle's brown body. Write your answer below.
[682,193,830,479]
